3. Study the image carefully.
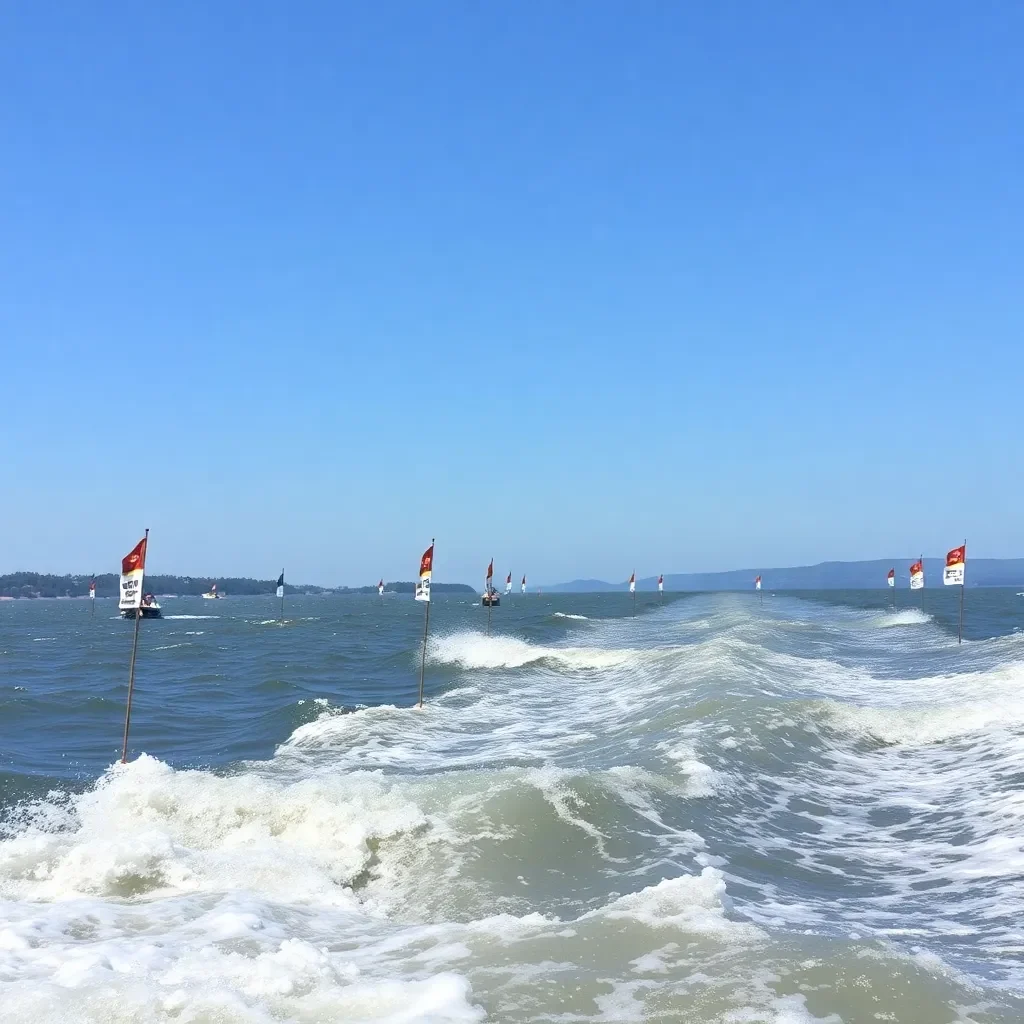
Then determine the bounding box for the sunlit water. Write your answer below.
[1,588,1023,1022]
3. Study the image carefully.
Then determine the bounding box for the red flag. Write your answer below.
[486,560,493,581]
[122,537,147,574]
[887,569,895,580]
[946,545,966,567]
[658,575,663,585]
[419,544,434,577]
[910,560,923,576]
[506,572,512,584]
[378,579,384,588]
[628,572,635,584]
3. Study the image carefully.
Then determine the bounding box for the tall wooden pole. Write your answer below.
[121,528,148,764]
[418,538,434,708]
[958,538,966,645]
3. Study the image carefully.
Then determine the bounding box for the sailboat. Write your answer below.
[201,582,223,600]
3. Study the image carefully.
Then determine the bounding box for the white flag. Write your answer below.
[657,575,663,593]
[119,537,147,611]
[416,544,433,602]
[628,572,636,594]
[909,560,924,590]
[887,570,895,588]
[755,576,762,591]
[943,545,966,586]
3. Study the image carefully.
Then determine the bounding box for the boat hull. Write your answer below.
[481,596,500,607]
[121,607,162,619]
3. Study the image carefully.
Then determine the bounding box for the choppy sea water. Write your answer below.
[1,588,1023,1023]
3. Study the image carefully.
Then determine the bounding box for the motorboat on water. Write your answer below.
[481,587,500,607]
[201,583,223,600]
[123,594,162,619]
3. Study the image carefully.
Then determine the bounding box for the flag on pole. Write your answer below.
[887,568,895,587]
[909,560,924,590]
[486,560,494,586]
[378,579,385,596]
[944,545,966,586]
[89,577,96,600]
[275,572,285,598]
[754,575,762,591]
[658,575,664,593]
[416,543,434,602]
[628,572,636,594]
[119,537,148,610]
[505,572,512,595]
[521,575,526,594]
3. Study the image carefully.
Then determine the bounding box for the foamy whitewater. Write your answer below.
[2,588,1023,1022]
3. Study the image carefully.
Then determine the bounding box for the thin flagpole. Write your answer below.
[893,572,897,613]
[280,568,285,622]
[487,559,492,635]
[958,538,966,645]
[632,572,636,618]
[121,528,148,764]
[418,538,434,708]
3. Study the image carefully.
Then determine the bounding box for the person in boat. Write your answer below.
[142,594,155,607]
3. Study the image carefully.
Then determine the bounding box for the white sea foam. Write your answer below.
[874,608,932,627]
[427,630,635,671]
[163,614,219,620]
[553,612,589,620]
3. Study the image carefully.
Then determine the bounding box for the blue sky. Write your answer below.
[2,2,1021,586]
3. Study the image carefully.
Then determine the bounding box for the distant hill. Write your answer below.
[548,558,1024,592]
[0,573,474,599]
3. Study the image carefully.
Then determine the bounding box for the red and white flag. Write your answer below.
[755,575,762,591]
[658,574,664,593]
[909,560,924,590]
[944,544,966,586]
[887,568,895,587]
[628,572,636,594]
[505,572,512,595]
[486,560,494,583]
[119,536,148,610]
[378,579,385,596]
[416,543,434,602]
[88,577,96,600]
[521,575,526,594]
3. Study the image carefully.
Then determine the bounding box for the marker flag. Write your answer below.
[887,568,895,587]
[521,575,526,594]
[505,572,512,595]
[89,577,96,600]
[944,544,966,586]
[416,543,434,602]
[119,536,148,610]
[276,572,285,599]
[378,579,385,596]
[909,560,924,590]
[658,575,664,593]
[628,572,636,594]
[486,559,493,584]
[755,575,762,591]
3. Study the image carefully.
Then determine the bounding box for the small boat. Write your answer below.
[123,594,162,619]
[481,588,500,607]
[201,583,223,600]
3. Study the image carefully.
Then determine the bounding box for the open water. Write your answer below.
[1,587,1023,1022]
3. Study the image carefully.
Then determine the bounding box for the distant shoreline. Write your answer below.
[0,573,476,600]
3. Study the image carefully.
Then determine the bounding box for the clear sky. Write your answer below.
[2,2,1021,587]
